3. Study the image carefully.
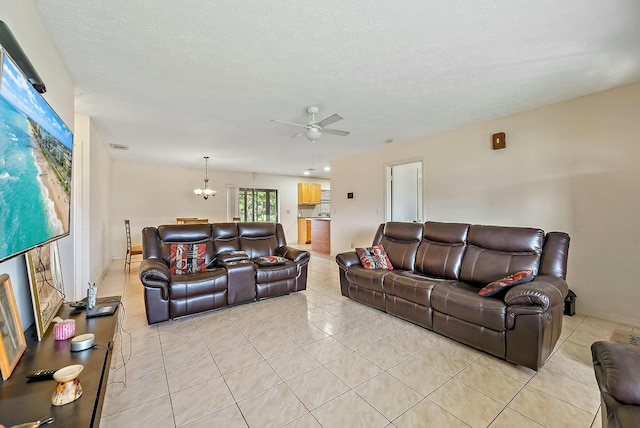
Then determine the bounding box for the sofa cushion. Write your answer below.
[383,271,445,306]
[415,222,469,279]
[169,269,228,298]
[158,224,215,266]
[356,245,393,270]
[212,223,240,253]
[254,255,288,266]
[169,243,207,275]
[238,223,279,258]
[345,266,389,293]
[431,281,507,331]
[375,222,423,271]
[255,261,298,283]
[459,225,543,285]
[169,269,228,318]
[159,224,211,242]
[479,270,534,297]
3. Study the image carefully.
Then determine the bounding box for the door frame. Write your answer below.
[384,157,425,223]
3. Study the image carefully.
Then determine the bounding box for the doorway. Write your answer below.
[385,160,423,222]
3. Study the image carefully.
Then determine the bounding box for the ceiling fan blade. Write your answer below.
[321,128,350,136]
[316,114,343,128]
[271,119,308,128]
[291,130,306,138]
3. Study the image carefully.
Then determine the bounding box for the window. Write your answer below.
[238,188,278,222]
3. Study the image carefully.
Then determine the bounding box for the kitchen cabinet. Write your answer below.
[298,218,311,244]
[298,183,321,205]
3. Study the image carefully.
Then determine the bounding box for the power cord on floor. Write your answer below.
[108,300,133,389]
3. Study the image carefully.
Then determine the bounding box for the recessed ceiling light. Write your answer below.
[384,138,394,144]
[303,170,310,176]
[324,166,330,171]
[109,143,129,150]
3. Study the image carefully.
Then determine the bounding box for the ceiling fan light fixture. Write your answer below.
[305,128,321,141]
[272,106,349,146]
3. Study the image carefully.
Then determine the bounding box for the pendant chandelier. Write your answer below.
[193,156,216,199]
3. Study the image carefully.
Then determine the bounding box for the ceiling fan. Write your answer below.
[272,106,350,142]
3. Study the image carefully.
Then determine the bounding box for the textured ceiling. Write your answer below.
[33,0,640,179]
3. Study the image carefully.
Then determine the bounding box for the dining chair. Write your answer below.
[124,219,143,273]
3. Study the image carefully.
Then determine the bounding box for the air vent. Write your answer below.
[109,144,129,150]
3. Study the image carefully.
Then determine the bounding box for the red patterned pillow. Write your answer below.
[170,243,207,275]
[356,245,393,270]
[479,270,534,297]
[253,255,288,266]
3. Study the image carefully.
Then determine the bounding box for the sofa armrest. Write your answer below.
[276,246,310,264]
[592,341,640,405]
[336,251,361,270]
[139,259,171,300]
[504,275,568,310]
[216,251,249,264]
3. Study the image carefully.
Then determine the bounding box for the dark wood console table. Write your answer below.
[0,297,119,428]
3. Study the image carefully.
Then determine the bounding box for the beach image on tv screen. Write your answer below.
[0,50,73,262]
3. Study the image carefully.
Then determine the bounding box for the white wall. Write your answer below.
[0,1,76,328]
[110,160,328,259]
[88,121,112,282]
[332,81,640,326]
[75,115,112,287]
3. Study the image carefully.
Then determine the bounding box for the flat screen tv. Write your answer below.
[0,47,73,263]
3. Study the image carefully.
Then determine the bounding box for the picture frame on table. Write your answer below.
[26,241,65,341]
[0,273,26,380]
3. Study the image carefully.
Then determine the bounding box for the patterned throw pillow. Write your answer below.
[356,245,393,270]
[253,255,288,266]
[478,270,534,297]
[169,243,207,275]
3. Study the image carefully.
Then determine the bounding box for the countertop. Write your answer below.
[299,217,331,220]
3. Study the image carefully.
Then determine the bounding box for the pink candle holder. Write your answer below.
[54,319,76,340]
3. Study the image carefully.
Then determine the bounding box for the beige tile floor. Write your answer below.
[96,252,639,428]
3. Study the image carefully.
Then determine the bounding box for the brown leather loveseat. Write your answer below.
[336,221,570,370]
[140,222,310,324]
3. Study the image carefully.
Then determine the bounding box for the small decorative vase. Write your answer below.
[51,364,84,406]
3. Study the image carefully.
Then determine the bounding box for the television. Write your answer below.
[0,46,73,263]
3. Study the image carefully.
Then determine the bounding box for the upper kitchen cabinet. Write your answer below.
[298,183,322,205]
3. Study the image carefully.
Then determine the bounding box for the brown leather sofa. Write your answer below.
[139,222,310,324]
[592,341,640,428]
[336,221,570,370]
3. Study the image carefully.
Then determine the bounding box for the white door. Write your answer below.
[386,161,423,222]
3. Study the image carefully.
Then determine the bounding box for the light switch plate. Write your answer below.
[492,132,506,150]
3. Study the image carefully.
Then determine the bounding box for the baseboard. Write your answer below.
[574,307,640,328]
